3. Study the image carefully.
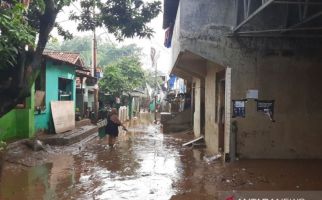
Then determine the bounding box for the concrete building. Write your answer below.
[164,0,322,159]
[35,52,88,133]
[76,71,97,119]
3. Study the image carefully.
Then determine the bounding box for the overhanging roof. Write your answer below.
[163,0,180,29]
[170,51,208,81]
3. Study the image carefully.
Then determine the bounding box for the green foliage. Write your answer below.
[0,3,36,68]
[0,141,7,152]
[60,36,92,66]
[99,56,145,96]
[46,36,142,67]
[70,0,161,41]
[45,37,61,50]
[1,0,160,69]
[55,23,73,40]
[0,0,161,117]
[143,69,163,89]
[97,43,142,67]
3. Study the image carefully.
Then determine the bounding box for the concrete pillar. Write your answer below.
[193,78,201,138]
[205,63,219,154]
[224,67,232,154]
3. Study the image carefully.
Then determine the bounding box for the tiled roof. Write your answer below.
[43,51,85,67]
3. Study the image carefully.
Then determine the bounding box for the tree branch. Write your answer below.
[0,0,59,117]
[31,0,58,71]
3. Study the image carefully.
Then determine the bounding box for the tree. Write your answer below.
[0,4,35,69]
[99,56,145,96]
[46,36,142,67]
[0,0,161,117]
[97,43,142,67]
[143,68,163,90]
[46,36,93,66]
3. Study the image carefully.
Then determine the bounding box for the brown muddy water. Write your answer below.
[1,113,322,200]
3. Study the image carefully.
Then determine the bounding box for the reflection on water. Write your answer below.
[2,113,322,200]
[0,113,183,200]
[0,154,75,200]
[75,114,181,200]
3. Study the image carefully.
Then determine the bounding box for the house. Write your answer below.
[34,51,89,133]
[164,0,322,159]
[76,68,97,119]
[0,51,90,141]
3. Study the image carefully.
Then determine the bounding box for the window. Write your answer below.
[58,78,73,101]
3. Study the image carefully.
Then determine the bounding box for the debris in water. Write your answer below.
[24,139,45,151]
[183,136,204,147]
[203,154,222,163]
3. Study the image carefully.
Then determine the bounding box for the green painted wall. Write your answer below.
[0,110,17,140]
[0,85,35,141]
[35,61,76,132]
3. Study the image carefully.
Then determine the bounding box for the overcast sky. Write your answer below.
[53,0,172,74]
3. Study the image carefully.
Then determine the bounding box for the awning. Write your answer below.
[76,68,93,78]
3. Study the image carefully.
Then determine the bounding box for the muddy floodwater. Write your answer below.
[1,113,322,200]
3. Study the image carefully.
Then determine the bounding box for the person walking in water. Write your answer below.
[105,108,127,148]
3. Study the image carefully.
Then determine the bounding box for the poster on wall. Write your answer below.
[232,100,247,118]
[246,89,258,99]
[256,100,275,122]
[256,100,274,113]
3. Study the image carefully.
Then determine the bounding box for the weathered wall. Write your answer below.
[171,0,322,158]
[204,62,220,154]
[163,109,192,133]
[231,51,322,159]
[179,0,236,32]
[35,61,76,132]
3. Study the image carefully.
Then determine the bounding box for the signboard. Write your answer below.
[256,100,275,122]
[51,101,75,133]
[256,100,274,113]
[246,89,258,99]
[232,100,247,118]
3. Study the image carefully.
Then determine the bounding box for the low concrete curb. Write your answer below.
[40,125,98,146]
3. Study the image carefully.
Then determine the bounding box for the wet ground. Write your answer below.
[1,113,322,200]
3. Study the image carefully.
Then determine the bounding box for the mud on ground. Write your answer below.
[1,113,322,200]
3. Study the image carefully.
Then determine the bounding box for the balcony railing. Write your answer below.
[232,0,322,37]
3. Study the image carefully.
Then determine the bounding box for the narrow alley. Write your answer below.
[2,1,322,200]
[1,113,322,200]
